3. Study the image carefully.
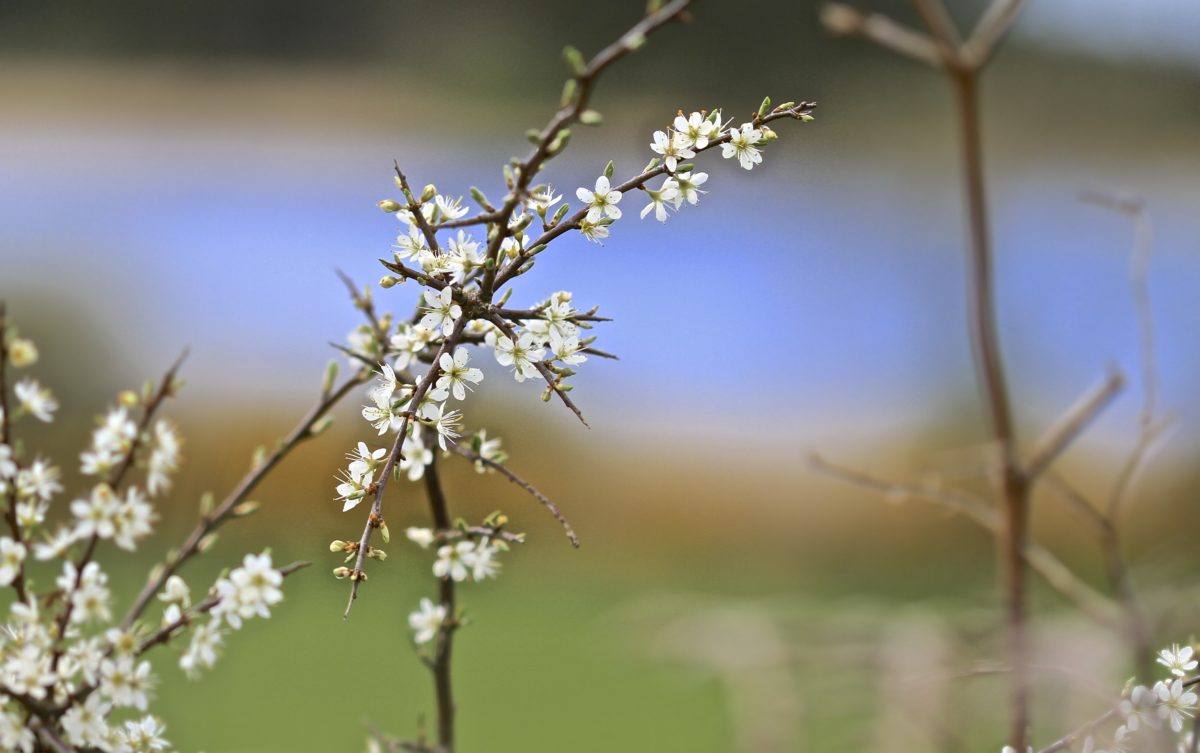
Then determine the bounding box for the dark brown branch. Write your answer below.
[423,453,457,751]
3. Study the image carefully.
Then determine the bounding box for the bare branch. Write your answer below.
[820,3,942,68]
[446,439,579,548]
[962,0,1027,68]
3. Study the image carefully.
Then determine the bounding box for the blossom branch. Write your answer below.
[476,0,695,299]
[122,372,365,629]
[492,101,816,290]
[394,163,442,255]
[344,319,467,617]
[106,349,189,491]
[486,313,586,426]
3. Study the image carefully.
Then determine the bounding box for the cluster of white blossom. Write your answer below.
[332,96,812,674]
[0,323,288,752]
[1003,643,1198,753]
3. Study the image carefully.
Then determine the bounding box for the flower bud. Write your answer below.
[7,338,37,367]
[420,184,437,202]
[329,540,348,552]
[379,276,399,289]
[118,390,140,407]
[562,45,586,76]
[378,199,403,213]
[232,500,260,517]
[579,109,603,126]
[332,566,352,579]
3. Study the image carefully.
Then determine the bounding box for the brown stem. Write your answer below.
[950,61,1030,753]
[424,451,457,751]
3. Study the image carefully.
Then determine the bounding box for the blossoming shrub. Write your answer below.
[0,314,307,752]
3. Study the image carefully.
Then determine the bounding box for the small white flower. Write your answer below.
[434,194,468,221]
[576,175,622,223]
[1155,678,1198,733]
[494,333,544,383]
[436,347,484,401]
[640,178,680,222]
[71,484,121,540]
[15,458,61,502]
[672,171,708,208]
[99,655,154,710]
[122,715,171,752]
[464,539,501,581]
[180,618,224,679]
[420,287,462,336]
[527,185,562,213]
[433,541,475,582]
[405,527,436,549]
[14,378,57,422]
[0,443,17,479]
[62,693,111,748]
[157,574,191,607]
[649,130,694,172]
[1157,644,1198,677]
[673,110,719,150]
[398,430,433,482]
[0,537,26,586]
[1121,684,1159,731]
[578,219,610,244]
[422,403,462,451]
[722,123,764,170]
[408,597,448,644]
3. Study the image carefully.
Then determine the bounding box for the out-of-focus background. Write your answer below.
[2,0,1199,750]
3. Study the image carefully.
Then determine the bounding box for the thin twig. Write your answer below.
[820,4,942,67]
[123,372,364,629]
[1025,368,1125,480]
[962,0,1027,68]
[446,439,579,548]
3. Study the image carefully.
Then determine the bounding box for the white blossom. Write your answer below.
[722,123,764,170]
[180,618,224,679]
[433,541,475,582]
[576,175,622,223]
[210,551,284,629]
[420,287,462,336]
[1155,678,1198,733]
[640,177,680,222]
[14,378,57,422]
[1157,644,1198,678]
[408,597,447,644]
[649,129,694,172]
[673,110,719,150]
[62,693,111,748]
[672,170,708,208]
[0,537,26,586]
[494,333,544,382]
[405,527,436,549]
[436,347,484,401]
